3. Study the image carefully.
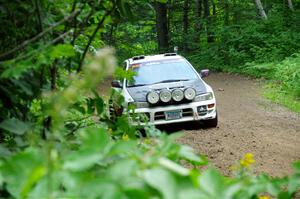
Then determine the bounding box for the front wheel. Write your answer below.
[108,99,122,121]
[202,113,218,128]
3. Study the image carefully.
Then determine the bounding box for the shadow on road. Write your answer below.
[156,121,206,133]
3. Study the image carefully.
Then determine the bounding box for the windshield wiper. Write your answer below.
[127,84,148,87]
[152,79,190,84]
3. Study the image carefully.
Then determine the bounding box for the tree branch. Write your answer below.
[0,10,80,60]
[77,4,116,72]
[5,30,73,63]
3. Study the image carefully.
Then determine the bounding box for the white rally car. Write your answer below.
[110,53,218,128]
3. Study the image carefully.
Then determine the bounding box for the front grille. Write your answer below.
[182,108,193,117]
[154,111,165,120]
[154,108,193,121]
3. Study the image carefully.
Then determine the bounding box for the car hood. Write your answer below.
[126,79,207,102]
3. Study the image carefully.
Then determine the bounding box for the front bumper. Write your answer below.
[128,99,217,126]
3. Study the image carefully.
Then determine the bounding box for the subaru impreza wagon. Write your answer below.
[110,53,218,128]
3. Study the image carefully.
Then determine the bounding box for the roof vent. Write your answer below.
[132,55,145,60]
[164,53,177,56]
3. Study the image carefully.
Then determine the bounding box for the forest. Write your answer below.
[0,0,300,198]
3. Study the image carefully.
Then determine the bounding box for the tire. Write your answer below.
[108,99,117,121]
[108,99,123,121]
[202,113,218,128]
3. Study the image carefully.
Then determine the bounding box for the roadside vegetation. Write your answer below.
[0,0,299,198]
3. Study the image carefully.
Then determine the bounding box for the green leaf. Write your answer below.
[94,96,104,114]
[107,159,137,181]
[292,161,300,173]
[49,44,75,60]
[156,0,168,3]
[0,144,11,158]
[158,158,189,176]
[63,127,110,171]
[80,127,110,150]
[0,167,3,187]
[267,177,288,196]
[92,90,105,114]
[63,150,104,171]
[246,174,269,196]
[1,148,44,198]
[278,191,290,199]
[0,118,31,135]
[61,173,121,199]
[143,168,177,199]
[108,140,137,156]
[198,168,224,198]
[178,145,208,166]
[288,174,300,195]
[1,59,34,78]
[21,166,46,198]
[86,98,95,114]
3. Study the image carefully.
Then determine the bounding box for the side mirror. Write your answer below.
[111,80,122,88]
[200,69,209,78]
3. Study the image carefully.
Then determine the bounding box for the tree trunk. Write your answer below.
[211,0,216,16]
[183,0,189,52]
[254,0,267,20]
[287,0,294,11]
[106,24,116,45]
[224,0,229,25]
[194,0,202,47]
[155,2,169,53]
[50,60,58,90]
[34,0,43,33]
[203,0,214,43]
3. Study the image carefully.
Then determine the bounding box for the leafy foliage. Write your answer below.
[1,49,300,198]
[0,0,300,198]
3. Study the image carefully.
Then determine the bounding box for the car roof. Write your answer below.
[127,53,184,65]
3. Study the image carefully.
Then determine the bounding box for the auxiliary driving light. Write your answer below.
[147,91,159,104]
[160,90,172,103]
[172,89,184,102]
[184,88,196,100]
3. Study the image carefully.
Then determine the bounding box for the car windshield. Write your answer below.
[127,59,198,87]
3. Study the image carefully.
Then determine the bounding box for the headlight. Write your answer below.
[184,88,196,100]
[194,92,213,102]
[172,89,184,102]
[128,102,149,109]
[160,90,172,103]
[147,91,159,104]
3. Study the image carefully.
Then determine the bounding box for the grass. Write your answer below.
[200,63,300,115]
[263,84,300,114]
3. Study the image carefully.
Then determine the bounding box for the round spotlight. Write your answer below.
[159,90,172,103]
[184,88,196,100]
[172,89,184,102]
[146,91,159,104]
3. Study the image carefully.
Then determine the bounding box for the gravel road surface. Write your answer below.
[175,73,300,176]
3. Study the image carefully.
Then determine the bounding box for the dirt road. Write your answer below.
[176,73,300,176]
[100,73,300,176]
